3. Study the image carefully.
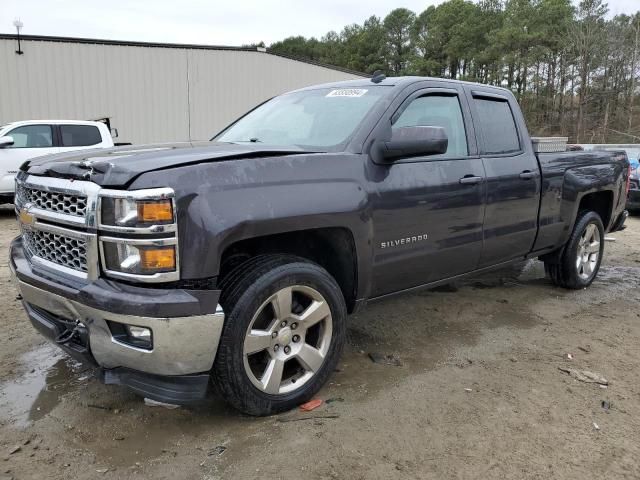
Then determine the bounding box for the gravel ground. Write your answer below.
[1,203,640,480]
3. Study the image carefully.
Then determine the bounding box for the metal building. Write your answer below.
[0,34,365,145]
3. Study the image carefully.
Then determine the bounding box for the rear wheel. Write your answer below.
[213,255,346,415]
[544,211,605,289]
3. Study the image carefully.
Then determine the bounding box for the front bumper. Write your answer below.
[10,237,225,403]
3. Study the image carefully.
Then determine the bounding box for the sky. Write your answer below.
[1,0,638,47]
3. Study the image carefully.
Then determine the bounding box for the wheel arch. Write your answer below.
[577,190,614,229]
[561,163,622,240]
[219,227,360,313]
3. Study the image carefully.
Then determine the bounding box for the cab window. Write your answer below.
[393,95,468,158]
[472,98,521,154]
[6,125,53,148]
[60,125,102,147]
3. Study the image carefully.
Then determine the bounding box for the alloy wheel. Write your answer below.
[242,285,333,395]
[576,223,601,280]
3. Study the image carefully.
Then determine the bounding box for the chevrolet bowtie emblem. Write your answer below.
[19,205,35,226]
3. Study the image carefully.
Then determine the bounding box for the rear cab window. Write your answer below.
[472,96,521,154]
[60,125,102,147]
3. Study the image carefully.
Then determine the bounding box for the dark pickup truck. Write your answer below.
[9,76,630,415]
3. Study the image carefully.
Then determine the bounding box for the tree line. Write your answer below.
[268,0,640,144]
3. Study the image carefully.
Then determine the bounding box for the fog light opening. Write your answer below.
[127,325,152,343]
[108,321,153,350]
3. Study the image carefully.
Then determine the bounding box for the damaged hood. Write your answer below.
[23,141,315,187]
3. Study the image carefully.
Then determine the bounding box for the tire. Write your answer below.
[544,211,605,289]
[212,254,347,416]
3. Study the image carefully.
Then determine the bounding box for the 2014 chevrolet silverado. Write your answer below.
[9,76,630,415]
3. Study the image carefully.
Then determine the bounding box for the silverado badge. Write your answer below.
[380,234,428,249]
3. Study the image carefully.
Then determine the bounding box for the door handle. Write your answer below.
[459,175,483,185]
[519,170,537,180]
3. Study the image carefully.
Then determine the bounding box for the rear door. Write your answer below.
[370,84,486,297]
[466,89,540,267]
[0,124,58,194]
[56,124,105,153]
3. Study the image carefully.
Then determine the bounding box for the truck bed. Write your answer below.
[534,150,628,253]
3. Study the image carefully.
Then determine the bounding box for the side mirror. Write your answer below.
[0,136,14,148]
[379,126,448,161]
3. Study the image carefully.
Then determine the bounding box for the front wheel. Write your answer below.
[212,255,346,415]
[544,211,605,289]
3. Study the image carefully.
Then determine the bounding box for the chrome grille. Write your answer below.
[16,183,88,217]
[22,228,88,273]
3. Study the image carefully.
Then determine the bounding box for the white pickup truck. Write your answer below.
[0,120,114,204]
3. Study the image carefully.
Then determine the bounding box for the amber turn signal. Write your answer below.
[137,200,173,223]
[140,246,176,271]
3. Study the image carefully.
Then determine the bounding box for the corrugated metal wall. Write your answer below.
[0,37,364,144]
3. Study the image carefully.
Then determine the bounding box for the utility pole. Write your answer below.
[13,19,24,55]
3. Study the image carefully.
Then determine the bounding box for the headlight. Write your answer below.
[100,191,175,228]
[98,188,179,283]
[102,240,176,275]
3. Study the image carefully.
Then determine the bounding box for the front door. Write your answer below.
[370,86,485,297]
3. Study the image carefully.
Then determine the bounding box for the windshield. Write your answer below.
[214,86,387,149]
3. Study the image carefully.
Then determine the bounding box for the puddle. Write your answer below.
[0,343,91,427]
[596,265,640,284]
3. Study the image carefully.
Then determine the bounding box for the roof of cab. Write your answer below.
[1,120,106,128]
[290,76,513,95]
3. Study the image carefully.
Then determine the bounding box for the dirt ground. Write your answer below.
[1,204,639,480]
